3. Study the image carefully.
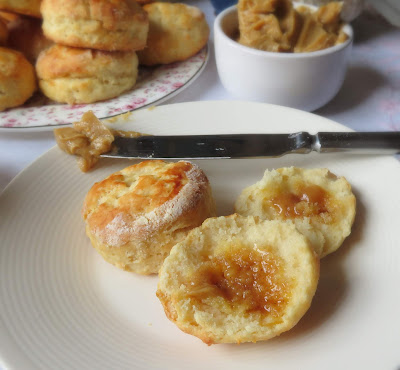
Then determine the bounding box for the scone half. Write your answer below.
[157,214,319,344]
[235,167,356,258]
[82,160,216,274]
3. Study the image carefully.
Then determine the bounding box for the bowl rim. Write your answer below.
[214,3,354,59]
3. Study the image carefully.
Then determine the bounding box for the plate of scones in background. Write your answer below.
[1,101,400,370]
[0,0,209,129]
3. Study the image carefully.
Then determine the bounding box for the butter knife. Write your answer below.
[102,131,400,159]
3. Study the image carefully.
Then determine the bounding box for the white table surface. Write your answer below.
[1,0,399,194]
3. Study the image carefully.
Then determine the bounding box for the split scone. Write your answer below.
[82,160,216,274]
[0,47,36,111]
[41,0,149,51]
[235,167,356,258]
[36,44,139,104]
[137,2,209,66]
[157,214,319,345]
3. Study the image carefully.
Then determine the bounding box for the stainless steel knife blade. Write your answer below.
[101,131,400,159]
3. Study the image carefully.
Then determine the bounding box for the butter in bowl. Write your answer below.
[214,0,353,111]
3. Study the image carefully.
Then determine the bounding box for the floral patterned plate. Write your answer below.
[0,46,208,131]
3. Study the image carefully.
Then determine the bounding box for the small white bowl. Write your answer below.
[214,4,353,111]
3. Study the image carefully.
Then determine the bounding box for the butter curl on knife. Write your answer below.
[54,111,148,172]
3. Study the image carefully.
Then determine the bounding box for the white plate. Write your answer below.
[0,47,208,131]
[1,101,399,370]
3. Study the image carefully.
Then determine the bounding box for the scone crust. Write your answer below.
[41,0,149,51]
[0,47,36,111]
[82,160,216,274]
[137,2,209,66]
[235,167,356,257]
[157,214,319,344]
[0,0,42,18]
[36,44,138,104]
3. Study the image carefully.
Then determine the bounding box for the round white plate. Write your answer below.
[0,47,208,131]
[1,101,399,370]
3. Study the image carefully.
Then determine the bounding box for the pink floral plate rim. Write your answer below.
[0,45,209,131]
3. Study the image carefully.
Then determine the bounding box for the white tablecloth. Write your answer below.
[1,0,399,193]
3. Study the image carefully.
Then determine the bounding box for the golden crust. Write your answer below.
[0,0,42,18]
[82,160,217,274]
[36,44,138,104]
[235,167,356,258]
[157,214,319,345]
[137,2,209,66]
[41,0,148,51]
[0,47,36,111]
[7,17,53,63]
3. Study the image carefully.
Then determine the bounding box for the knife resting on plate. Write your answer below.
[101,131,400,159]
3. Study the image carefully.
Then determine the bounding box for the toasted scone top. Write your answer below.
[83,160,210,246]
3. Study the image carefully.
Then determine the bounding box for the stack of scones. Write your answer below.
[36,0,149,104]
[0,0,209,109]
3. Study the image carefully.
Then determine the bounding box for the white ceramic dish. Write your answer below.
[1,101,400,370]
[214,5,353,111]
[0,46,208,131]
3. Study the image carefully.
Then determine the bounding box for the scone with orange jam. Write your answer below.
[235,167,356,258]
[157,214,319,345]
[82,160,216,274]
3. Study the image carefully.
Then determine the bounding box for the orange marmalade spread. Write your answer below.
[189,244,291,315]
[238,0,348,53]
[263,182,336,223]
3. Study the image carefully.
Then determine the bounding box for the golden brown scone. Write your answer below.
[0,0,41,18]
[137,2,209,66]
[41,0,148,51]
[157,214,319,345]
[36,44,139,104]
[7,17,53,63]
[82,160,217,274]
[235,167,356,258]
[0,47,36,111]
[0,17,7,45]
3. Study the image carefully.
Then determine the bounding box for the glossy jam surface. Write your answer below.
[189,245,290,315]
[265,183,334,222]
